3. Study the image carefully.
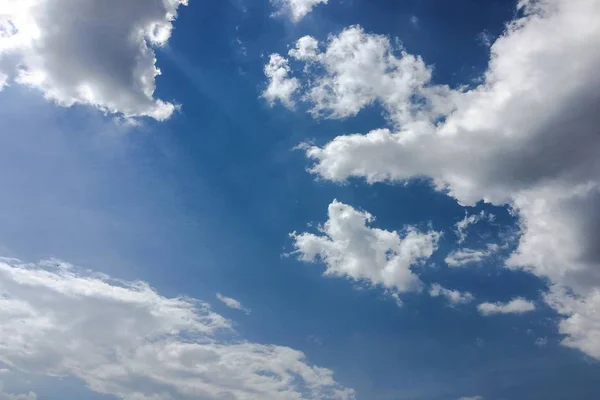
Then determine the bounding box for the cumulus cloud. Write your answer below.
[545,287,600,360]
[0,258,354,400]
[0,0,184,120]
[288,36,320,61]
[458,397,483,400]
[268,0,600,359]
[429,284,474,306]
[291,200,440,296]
[271,0,328,22]
[262,54,299,109]
[299,27,440,123]
[477,298,536,316]
[445,248,491,267]
[216,293,251,314]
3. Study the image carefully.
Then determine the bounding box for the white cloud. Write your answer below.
[291,200,440,296]
[534,337,548,347]
[262,54,299,109]
[0,0,184,120]
[216,293,251,314]
[271,0,328,22]
[545,287,600,360]
[458,397,483,400]
[0,383,36,400]
[298,1,600,293]
[269,0,600,359]
[289,36,320,61]
[429,284,474,305]
[445,248,490,267]
[477,298,536,316]
[0,258,354,400]
[296,26,439,123]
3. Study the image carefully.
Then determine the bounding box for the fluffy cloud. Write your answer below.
[477,298,536,316]
[216,293,251,314]
[287,28,440,124]
[268,0,600,358]
[458,397,483,400]
[291,200,440,296]
[271,0,328,22]
[445,248,491,267]
[429,284,474,306]
[0,258,354,400]
[298,1,600,292]
[0,0,184,120]
[263,54,299,109]
[288,36,320,61]
[545,287,600,360]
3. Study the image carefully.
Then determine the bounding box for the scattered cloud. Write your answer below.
[235,37,248,57]
[291,200,440,297]
[478,298,536,316]
[307,334,324,346]
[445,248,491,267]
[0,383,36,400]
[0,0,185,120]
[0,258,354,400]
[477,30,493,47]
[429,283,474,305]
[271,0,328,22]
[454,211,492,244]
[216,293,251,314]
[458,397,483,400]
[262,54,299,109]
[410,15,419,28]
[267,0,600,359]
[535,337,548,347]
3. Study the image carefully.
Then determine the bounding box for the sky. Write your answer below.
[0,0,599,399]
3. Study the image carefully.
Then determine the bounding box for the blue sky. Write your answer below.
[0,0,600,399]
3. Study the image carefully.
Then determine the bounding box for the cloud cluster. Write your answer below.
[271,0,328,22]
[291,200,440,296]
[268,0,600,359]
[0,258,354,400]
[477,298,536,316]
[0,0,185,120]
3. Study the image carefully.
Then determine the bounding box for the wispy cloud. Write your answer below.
[0,257,354,400]
[216,293,251,314]
[478,298,536,316]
